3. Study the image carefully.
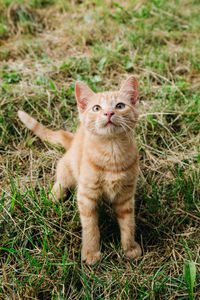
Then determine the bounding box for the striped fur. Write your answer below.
[18,110,73,150]
[18,76,141,265]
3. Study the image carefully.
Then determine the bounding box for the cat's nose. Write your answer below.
[104,111,115,120]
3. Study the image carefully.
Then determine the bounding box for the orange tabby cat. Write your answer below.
[18,76,141,265]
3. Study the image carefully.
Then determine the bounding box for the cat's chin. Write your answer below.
[88,125,127,138]
[105,121,114,127]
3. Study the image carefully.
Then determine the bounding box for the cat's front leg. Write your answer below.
[114,195,141,259]
[77,183,101,265]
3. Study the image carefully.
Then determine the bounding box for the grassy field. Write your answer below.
[0,0,200,299]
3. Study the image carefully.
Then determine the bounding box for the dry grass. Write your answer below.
[0,0,200,299]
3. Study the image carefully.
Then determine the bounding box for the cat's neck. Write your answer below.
[83,128,138,165]
[85,130,135,151]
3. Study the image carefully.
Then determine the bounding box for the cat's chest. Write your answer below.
[93,142,135,170]
[102,172,126,202]
[100,152,138,201]
[83,138,138,201]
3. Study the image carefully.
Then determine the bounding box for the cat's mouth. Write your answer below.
[105,120,115,127]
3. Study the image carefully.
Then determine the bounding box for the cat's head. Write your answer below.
[75,76,139,138]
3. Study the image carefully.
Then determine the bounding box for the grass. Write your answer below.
[0,0,200,299]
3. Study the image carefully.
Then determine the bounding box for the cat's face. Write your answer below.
[79,91,138,136]
[75,76,139,137]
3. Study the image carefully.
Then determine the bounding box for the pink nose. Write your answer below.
[104,111,114,120]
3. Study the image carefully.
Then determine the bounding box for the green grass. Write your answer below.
[0,0,200,299]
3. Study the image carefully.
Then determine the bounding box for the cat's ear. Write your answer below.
[120,76,139,107]
[75,81,95,112]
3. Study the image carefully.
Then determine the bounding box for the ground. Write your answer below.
[0,0,199,299]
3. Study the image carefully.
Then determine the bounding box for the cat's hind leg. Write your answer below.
[51,154,76,201]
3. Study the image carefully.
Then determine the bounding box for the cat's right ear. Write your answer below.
[75,81,95,112]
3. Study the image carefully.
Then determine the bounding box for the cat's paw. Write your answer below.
[125,242,142,259]
[82,249,101,265]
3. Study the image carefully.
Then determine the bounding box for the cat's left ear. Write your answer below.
[75,81,95,112]
[120,76,139,107]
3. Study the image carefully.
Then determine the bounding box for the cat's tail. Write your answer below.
[18,110,74,150]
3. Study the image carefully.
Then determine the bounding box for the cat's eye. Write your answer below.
[116,103,125,109]
[92,105,102,112]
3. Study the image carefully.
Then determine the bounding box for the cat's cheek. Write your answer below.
[82,115,92,130]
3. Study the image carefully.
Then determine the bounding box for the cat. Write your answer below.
[18,76,142,265]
